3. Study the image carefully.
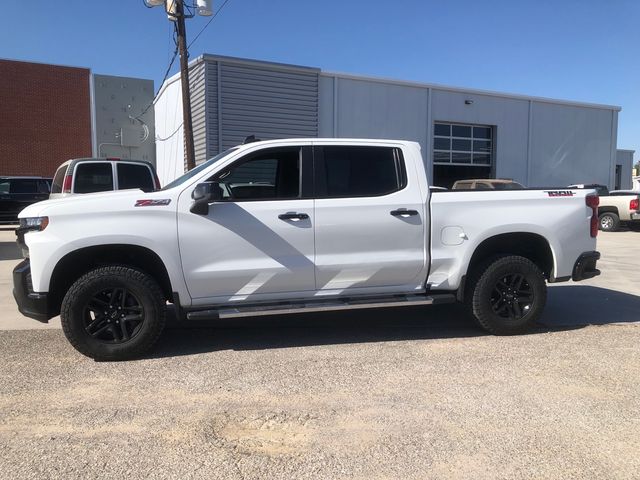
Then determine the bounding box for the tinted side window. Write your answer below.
[0,180,10,194]
[321,147,404,198]
[214,148,300,201]
[37,180,50,193]
[496,182,523,190]
[10,179,39,194]
[51,166,67,194]
[74,163,114,193]
[117,163,155,192]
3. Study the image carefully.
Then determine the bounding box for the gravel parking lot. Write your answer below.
[1,227,639,479]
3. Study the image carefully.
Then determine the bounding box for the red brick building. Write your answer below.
[0,60,93,177]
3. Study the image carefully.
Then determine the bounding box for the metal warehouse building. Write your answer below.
[155,54,630,189]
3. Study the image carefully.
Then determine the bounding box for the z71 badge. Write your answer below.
[544,190,575,197]
[135,199,171,207]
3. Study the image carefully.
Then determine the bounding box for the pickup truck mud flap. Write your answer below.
[572,251,601,281]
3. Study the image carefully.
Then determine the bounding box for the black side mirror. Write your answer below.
[190,182,223,215]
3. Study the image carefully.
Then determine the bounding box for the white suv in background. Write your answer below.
[49,158,159,199]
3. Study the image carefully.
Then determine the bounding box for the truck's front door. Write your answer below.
[313,145,428,293]
[178,146,316,304]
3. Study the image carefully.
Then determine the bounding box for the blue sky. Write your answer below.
[2,0,638,158]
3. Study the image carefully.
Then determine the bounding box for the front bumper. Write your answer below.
[12,259,53,322]
[572,251,601,281]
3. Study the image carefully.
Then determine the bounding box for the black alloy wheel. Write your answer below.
[467,255,547,335]
[60,266,166,361]
[83,288,145,343]
[490,273,534,321]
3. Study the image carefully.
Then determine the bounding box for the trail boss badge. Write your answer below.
[544,190,575,197]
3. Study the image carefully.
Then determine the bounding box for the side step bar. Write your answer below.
[186,293,456,321]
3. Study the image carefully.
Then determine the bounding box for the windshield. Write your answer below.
[160,148,239,191]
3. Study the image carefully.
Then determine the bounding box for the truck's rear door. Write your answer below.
[313,144,427,292]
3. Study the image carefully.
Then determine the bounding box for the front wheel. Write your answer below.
[60,266,166,360]
[468,255,547,335]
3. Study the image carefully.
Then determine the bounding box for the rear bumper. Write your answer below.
[630,213,640,221]
[12,259,53,322]
[572,251,601,282]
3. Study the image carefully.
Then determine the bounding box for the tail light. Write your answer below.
[62,174,72,193]
[630,198,639,211]
[586,194,599,238]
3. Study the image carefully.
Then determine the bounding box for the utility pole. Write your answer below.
[174,0,196,171]
[144,0,212,171]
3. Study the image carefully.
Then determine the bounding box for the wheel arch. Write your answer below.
[598,206,619,216]
[456,232,555,302]
[48,244,173,317]
[467,232,555,281]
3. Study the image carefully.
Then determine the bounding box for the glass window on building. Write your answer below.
[433,122,493,166]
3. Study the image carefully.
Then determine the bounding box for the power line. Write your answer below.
[156,122,184,141]
[188,0,233,49]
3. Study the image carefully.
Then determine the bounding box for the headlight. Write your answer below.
[16,217,48,259]
[18,216,49,232]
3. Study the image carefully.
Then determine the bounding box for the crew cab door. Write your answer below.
[177,146,315,303]
[313,145,428,293]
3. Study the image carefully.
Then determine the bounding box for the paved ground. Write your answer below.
[1,227,639,479]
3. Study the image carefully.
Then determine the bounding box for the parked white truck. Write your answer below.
[13,139,601,360]
[568,184,640,232]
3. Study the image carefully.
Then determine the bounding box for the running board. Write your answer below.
[186,293,456,321]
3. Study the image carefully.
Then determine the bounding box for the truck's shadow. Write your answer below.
[149,285,640,359]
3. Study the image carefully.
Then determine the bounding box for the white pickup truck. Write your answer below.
[13,139,601,360]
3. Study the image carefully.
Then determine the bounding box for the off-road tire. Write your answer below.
[60,266,166,361]
[599,212,620,232]
[466,255,546,335]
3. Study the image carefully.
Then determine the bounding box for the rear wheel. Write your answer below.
[599,212,620,232]
[467,255,546,335]
[60,266,166,361]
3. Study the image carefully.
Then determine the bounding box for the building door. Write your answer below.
[432,123,494,188]
[615,165,622,190]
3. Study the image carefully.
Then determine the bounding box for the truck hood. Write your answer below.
[18,189,154,218]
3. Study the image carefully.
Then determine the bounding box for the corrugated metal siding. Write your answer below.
[204,61,218,159]
[189,61,207,166]
[215,61,318,152]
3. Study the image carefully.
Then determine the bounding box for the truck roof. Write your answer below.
[232,137,422,151]
[57,158,154,168]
